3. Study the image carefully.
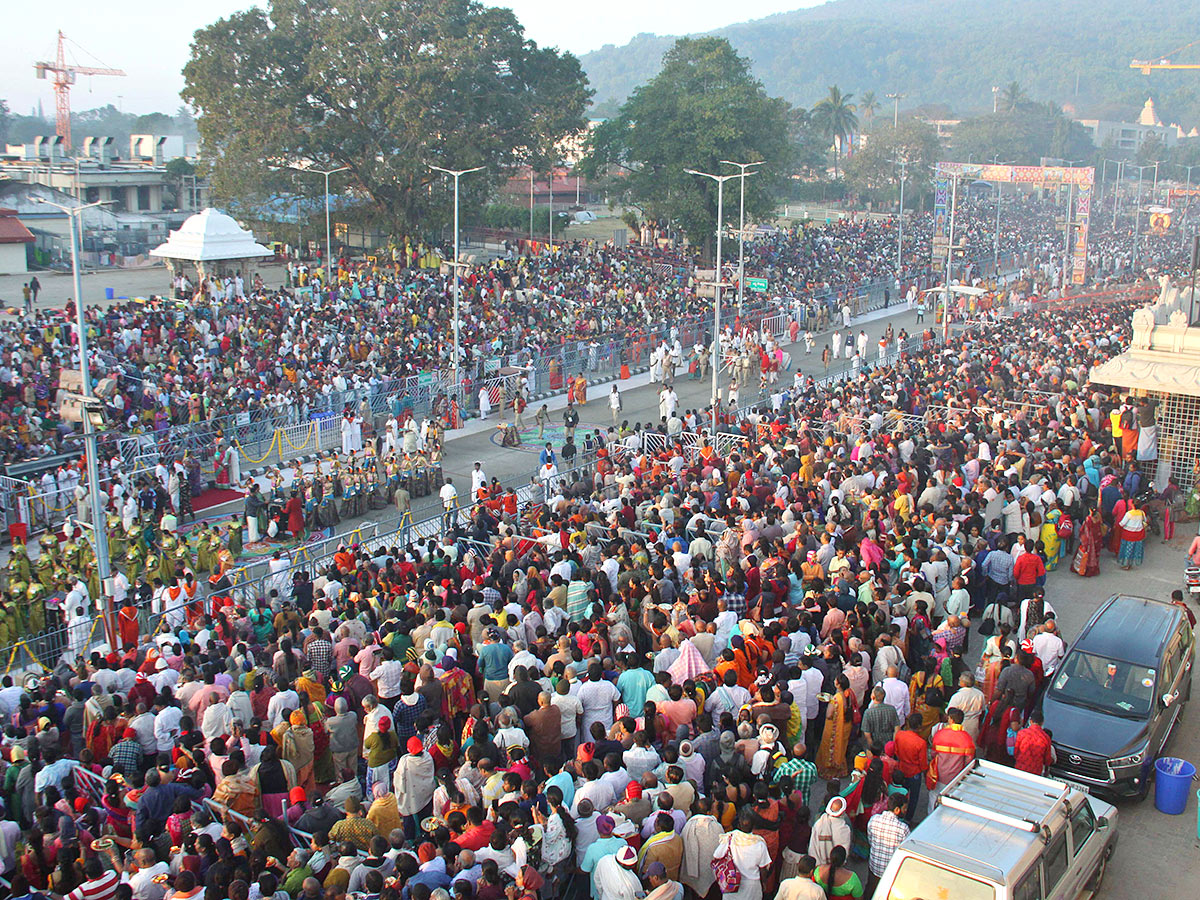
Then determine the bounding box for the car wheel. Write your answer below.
[1079,852,1109,899]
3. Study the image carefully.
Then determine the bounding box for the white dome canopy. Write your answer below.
[150,208,273,262]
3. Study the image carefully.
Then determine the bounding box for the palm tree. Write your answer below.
[860,91,880,128]
[1000,81,1028,113]
[811,85,859,178]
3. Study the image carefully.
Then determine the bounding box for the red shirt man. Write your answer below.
[1012,549,1046,587]
[893,716,929,780]
[1013,712,1055,775]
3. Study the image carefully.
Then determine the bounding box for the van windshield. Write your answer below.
[1049,651,1156,718]
[886,857,995,900]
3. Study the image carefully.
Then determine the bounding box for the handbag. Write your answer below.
[711,844,742,893]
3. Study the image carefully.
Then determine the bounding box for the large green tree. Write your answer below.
[182,0,591,232]
[952,101,1095,165]
[583,37,793,253]
[844,119,942,206]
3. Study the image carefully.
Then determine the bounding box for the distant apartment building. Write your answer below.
[0,134,208,262]
[1076,98,1192,154]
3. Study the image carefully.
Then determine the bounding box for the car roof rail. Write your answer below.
[937,760,1074,843]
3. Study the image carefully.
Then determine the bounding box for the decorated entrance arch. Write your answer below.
[932,162,1095,284]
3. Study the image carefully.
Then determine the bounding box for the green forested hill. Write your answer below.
[581,0,1200,126]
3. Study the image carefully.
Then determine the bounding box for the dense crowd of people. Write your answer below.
[0,255,1185,900]
[0,194,1131,474]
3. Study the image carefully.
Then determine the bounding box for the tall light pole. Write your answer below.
[886,92,906,128]
[429,164,485,390]
[34,196,117,651]
[992,85,1000,114]
[1177,163,1200,247]
[685,168,739,433]
[286,165,348,287]
[1100,158,1122,207]
[943,174,958,342]
[548,164,555,250]
[720,159,760,316]
[1057,160,1084,287]
[889,157,908,275]
[1128,162,1160,272]
[989,155,1012,269]
[1111,159,1125,229]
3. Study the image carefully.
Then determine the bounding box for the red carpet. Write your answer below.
[193,487,246,512]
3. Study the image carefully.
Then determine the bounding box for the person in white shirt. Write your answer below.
[577,664,620,736]
[439,478,459,528]
[947,673,986,740]
[153,696,183,754]
[470,462,487,498]
[879,667,911,720]
[266,679,300,727]
[370,652,407,703]
[120,849,170,900]
[551,680,583,750]
[1031,619,1066,676]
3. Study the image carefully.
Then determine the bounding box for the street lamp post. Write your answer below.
[34,196,117,651]
[1177,163,1200,247]
[720,160,760,316]
[286,165,349,287]
[1111,159,1125,229]
[429,164,485,391]
[685,168,739,434]
[1131,163,1159,272]
[889,157,908,275]
[943,174,958,342]
[886,92,906,128]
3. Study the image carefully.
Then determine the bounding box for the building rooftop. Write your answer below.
[0,208,35,245]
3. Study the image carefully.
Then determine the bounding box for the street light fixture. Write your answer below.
[685,168,740,434]
[429,164,485,391]
[885,92,906,128]
[889,156,909,275]
[33,196,118,651]
[285,165,349,287]
[990,156,1013,270]
[1177,163,1200,247]
[720,160,761,316]
[1130,162,1160,272]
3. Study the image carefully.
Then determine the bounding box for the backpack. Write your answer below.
[1056,516,1074,540]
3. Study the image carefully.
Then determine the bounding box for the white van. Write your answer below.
[872,760,1118,899]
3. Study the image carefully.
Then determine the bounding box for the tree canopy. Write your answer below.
[844,119,942,206]
[583,37,793,253]
[182,0,591,232]
[951,102,1095,165]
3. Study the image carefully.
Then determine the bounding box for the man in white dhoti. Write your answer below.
[479,387,492,419]
[341,410,363,455]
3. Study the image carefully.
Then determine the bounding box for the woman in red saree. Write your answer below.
[1071,507,1102,577]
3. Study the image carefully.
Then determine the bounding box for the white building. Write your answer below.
[1076,99,1180,154]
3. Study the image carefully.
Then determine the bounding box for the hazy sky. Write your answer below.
[3,0,823,116]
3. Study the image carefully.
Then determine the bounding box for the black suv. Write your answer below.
[1043,594,1194,800]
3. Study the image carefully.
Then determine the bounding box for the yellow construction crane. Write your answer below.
[1132,38,1200,74]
